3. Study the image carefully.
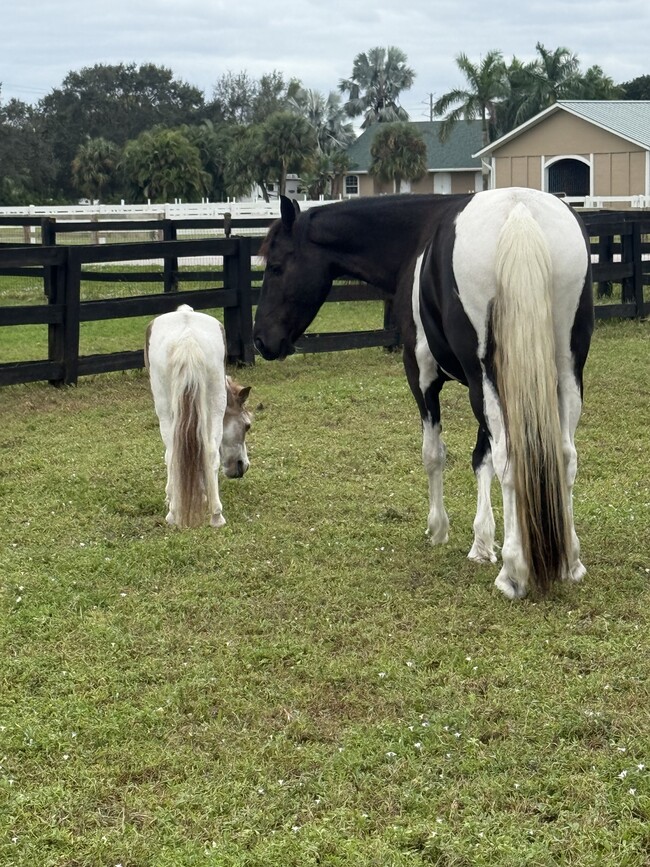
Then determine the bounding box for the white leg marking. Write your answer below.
[411,253,450,544]
[559,370,586,582]
[422,420,449,544]
[482,378,530,598]
[468,451,497,563]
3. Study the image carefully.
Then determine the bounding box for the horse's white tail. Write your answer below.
[492,202,570,594]
[168,334,217,528]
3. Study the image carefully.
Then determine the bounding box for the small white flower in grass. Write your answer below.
[291,825,300,832]
[638,764,646,771]
[618,770,628,779]
[406,660,415,668]
[386,751,397,758]
[629,788,637,795]
[378,672,387,678]
[62,754,69,761]
[257,788,265,794]
[414,742,422,750]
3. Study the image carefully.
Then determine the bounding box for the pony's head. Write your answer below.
[253,196,333,360]
[221,378,252,478]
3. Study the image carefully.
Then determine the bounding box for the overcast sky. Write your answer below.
[2,0,648,119]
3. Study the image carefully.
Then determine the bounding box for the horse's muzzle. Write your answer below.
[253,335,295,361]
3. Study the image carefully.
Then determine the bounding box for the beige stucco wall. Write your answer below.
[349,170,479,196]
[490,111,647,196]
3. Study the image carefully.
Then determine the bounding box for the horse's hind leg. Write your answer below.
[559,370,586,583]
[468,425,497,563]
[403,343,449,543]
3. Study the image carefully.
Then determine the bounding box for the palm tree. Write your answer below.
[258,111,318,196]
[511,43,581,123]
[433,50,507,189]
[71,137,120,202]
[289,88,355,154]
[339,46,415,128]
[369,122,427,193]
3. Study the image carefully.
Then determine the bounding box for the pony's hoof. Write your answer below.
[165,511,175,526]
[495,571,527,599]
[210,513,226,528]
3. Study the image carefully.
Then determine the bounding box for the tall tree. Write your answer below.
[71,137,121,202]
[289,88,355,154]
[369,122,427,193]
[39,63,204,198]
[0,93,55,203]
[258,112,318,196]
[620,74,650,99]
[121,128,208,203]
[433,50,507,188]
[339,46,415,128]
[207,70,301,126]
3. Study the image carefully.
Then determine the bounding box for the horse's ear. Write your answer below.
[238,386,251,405]
[280,195,298,230]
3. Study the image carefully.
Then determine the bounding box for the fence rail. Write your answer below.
[0,210,648,388]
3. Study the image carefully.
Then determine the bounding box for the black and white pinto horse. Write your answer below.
[254,189,593,599]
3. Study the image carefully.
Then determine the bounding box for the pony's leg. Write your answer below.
[468,425,497,563]
[155,401,177,525]
[559,371,586,583]
[481,382,530,599]
[209,402,226,528]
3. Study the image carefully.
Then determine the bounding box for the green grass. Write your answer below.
[1,307,649,865]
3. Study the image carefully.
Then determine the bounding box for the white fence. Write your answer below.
[0,199,334,222]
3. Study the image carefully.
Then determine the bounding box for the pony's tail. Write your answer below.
[168,335,216,528]
[492,202,570,594]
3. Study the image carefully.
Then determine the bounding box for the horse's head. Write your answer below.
[253,196,333,360]
[220,378,252,478]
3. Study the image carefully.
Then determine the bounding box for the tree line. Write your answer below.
[0,47,647,206]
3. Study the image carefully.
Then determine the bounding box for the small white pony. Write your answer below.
[145,304,251,528]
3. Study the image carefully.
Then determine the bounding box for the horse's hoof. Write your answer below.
[165,511,175,526]
[495,571,527,599]
[426,529,449,545]
[568,560,587,583]
[210,514,226,528]
[468,542,498,564]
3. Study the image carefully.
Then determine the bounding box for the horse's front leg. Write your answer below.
[468,424,497,563]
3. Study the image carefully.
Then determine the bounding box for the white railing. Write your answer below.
[0,198,335,221]
[583,195,650,209]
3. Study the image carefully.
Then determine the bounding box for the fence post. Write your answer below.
[596,232,613,298]
[41,217,57,300]
[620,223,641,310]
[48,248,81,386]
[382,299,401,350]
[223,237,255,366]
[162,219,178,292]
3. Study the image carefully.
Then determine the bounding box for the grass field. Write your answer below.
[1,308,649,865]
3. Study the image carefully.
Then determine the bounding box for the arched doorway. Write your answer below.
[546,158,590,197]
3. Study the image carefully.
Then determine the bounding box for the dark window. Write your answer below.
[548,159,590,196]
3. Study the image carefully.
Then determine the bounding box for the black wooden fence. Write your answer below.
[0,210,648,388]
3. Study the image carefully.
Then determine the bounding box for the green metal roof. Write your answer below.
[345,120,483,173]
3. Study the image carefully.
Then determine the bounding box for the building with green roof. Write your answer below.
[343,120,483,197]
